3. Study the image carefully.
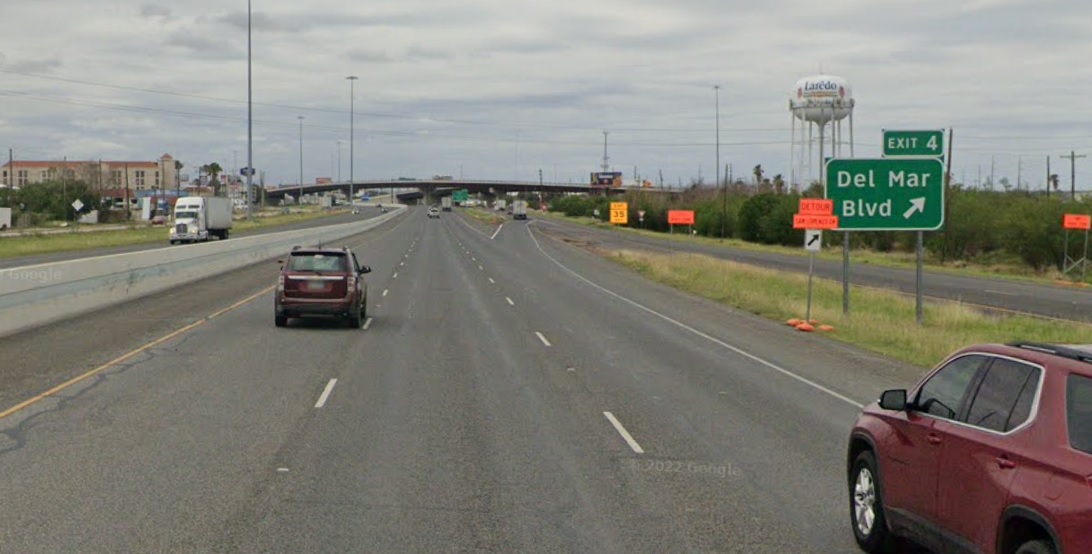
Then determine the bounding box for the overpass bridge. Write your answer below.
[262,178,651,203]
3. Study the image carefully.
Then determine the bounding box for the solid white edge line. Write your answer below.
[453,211,492,238]
[363,317,373,330]
[535,331,551,347]
[603,411,645,454]
[526,223,864,409]
[491,224,503,240]
[315,379,338,408]
[506,297,515,306]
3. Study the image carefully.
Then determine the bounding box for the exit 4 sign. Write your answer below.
[883,130,944,158]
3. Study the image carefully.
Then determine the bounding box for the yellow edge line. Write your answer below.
[0,285,275,421]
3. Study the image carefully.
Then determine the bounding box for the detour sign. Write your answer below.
[668,210,695,225]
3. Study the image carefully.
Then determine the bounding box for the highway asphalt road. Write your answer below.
[0,208,386,270]
[0,206,929,552]
[532,216,1092,323]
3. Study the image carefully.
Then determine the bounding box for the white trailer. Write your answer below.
[170,196,234,244]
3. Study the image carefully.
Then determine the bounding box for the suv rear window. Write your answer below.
[286,252,348,272]
[1067,374,1092,454]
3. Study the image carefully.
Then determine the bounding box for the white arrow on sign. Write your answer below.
[903,197,926,219]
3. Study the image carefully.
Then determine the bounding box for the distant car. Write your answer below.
[427,207,440,218]
[381,206,389,213]
[351,208,360,214]
[847,342,1092,554]
[274,245,370,328]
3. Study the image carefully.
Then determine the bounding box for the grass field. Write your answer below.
[609,249,1091,368]
[463,208,508,226]
[538,211,1088,287]
[0,209,349,260]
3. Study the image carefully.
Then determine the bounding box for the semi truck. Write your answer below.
[170,196,234,244]
[511,200,528,220]
[441,196,452,212]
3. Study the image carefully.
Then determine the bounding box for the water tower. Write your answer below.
[789,74,855,191]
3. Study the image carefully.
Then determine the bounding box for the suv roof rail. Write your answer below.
[1008,342,1092,364]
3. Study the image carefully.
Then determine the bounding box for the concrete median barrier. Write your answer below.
[0,208,403,338]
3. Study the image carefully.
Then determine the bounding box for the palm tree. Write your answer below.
[752,164,764,185]
[773,174,785,194]
[202,162,224,195]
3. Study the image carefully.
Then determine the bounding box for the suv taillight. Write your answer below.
[277,274,284,292]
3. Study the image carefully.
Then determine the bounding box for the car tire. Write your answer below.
[850,450,893,553]
[275,315,287,327]
[1015,540,1056,554]
[348,310,362,329]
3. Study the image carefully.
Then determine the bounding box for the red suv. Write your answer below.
[847,342,1092,554]
[274,245,370,328]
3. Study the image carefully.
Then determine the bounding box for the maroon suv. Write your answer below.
[847,342,1092,554]
[274,245,370,328]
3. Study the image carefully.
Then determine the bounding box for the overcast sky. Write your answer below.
[2,0,1091,190]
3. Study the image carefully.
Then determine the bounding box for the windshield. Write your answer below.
[174,210,199,220]
[286,252,348,272]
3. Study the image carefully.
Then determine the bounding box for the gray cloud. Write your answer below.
[139,4,173,19]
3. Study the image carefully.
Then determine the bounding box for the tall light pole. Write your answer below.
[715,85,726,239]
[337,140,342,181]
[245,0,253,220]
[298,116,304,204]
[347,75,358,206]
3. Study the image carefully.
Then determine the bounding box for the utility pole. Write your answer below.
[298,116,305,204]
[1061,151,1086,201]
[337,140,342,181]
[245,0,253,220]
[1017,155,1022,190]
[1046,156,1051,197]
[715,84,725,240]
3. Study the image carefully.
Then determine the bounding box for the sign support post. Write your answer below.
[806,252,815,323]
[795,201,836,325]
[1063,214,1091,281]
[843,232,850,315]
[916,231,924,325]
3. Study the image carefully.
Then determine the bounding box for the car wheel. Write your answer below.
[1015,540,1056,554]
[275,315,287,327]
[348,310,362,329]
[361,297,367,320]
[850,450,892,553]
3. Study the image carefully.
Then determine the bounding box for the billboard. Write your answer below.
[591,172,623,188]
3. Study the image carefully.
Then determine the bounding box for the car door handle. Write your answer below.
[995,457,1017,470]
[927,434,942,445]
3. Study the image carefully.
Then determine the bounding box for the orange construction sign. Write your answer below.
[799,199,834,216]
[668,210,695,225]
[1063,213,1091,231]
[793,214,839,230]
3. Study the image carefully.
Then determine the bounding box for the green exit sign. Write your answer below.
[452,189,469,202]
[883,130,944,158]
[826,158,945,231]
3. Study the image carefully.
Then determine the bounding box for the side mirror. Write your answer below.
[879,389,908,411]
[359,266,371,274]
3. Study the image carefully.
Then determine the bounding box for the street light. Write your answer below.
[245,0,253,220]
[337,140,342,182]
[347,75,358,206]
[298,116,305,204]
[715,84,725,240]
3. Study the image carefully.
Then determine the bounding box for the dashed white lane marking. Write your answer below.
[604,412,645,454]
[315,379,338,408]
[525,223,864,409]
[535,331,551,347]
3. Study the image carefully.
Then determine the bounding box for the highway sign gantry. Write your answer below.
[883,130,944,158]
[825,157,945,231]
